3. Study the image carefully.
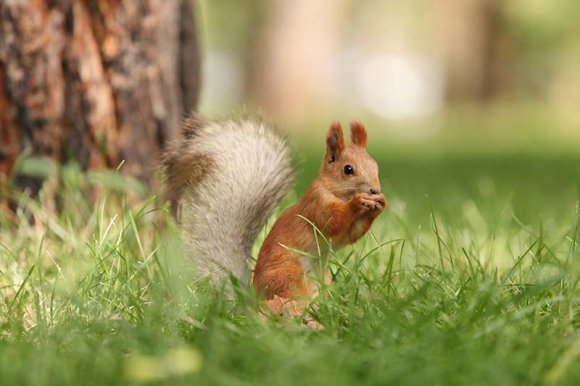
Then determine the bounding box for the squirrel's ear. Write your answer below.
[350,121,367,148]
[325,121,345,163]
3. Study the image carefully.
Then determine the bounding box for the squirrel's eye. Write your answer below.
[343,164,355,175]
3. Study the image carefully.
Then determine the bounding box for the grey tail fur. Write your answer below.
[162,114,294,284]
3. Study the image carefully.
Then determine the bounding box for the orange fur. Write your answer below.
[253,121,386,310]
[350,121,367,147]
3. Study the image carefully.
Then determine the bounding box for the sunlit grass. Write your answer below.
[1,144,579,385]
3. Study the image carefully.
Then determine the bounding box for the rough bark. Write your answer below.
[0,0,200,196]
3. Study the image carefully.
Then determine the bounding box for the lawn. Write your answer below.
[1,132,579,385]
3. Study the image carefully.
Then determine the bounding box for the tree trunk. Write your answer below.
[0,0,200,196]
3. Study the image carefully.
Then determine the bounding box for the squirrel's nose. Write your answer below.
[370,187,380,195]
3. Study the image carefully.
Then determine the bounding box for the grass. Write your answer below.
[1,138,580,386]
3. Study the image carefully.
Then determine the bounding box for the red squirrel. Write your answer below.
[254,121,386,301]
[162,115,386,320]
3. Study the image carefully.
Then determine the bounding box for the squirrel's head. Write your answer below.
[320,121,381,200]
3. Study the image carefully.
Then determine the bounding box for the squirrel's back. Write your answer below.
[162,114,294,283]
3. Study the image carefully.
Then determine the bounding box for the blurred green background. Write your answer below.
[197,0,580,132]
[196,0,580,226]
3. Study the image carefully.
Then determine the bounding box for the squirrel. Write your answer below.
[162,113,386,317]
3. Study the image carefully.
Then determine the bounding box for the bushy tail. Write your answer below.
[162,114,294,283]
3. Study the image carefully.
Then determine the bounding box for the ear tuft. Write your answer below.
[350,121,367,147]
[325,121,345,163]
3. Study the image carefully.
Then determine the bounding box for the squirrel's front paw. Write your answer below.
[371,193,387,211]
[353,193,377,214]
[353,193,387,217]
[365,194,387,219]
